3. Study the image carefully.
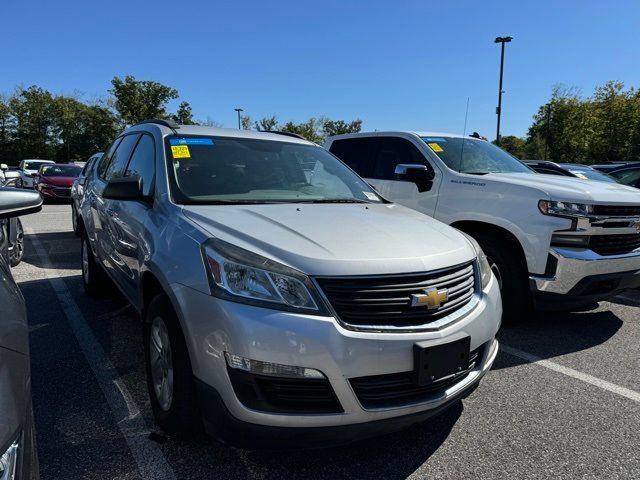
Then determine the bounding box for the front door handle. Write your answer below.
[106,207,115,217]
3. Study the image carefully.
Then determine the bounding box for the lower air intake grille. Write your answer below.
[590,234,640,255]
[350,344,484,409]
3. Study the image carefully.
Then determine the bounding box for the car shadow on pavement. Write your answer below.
[21,231,80,270]
[493,308,623,370]
[169,401,463,480]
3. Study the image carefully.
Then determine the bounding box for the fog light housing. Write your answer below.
[551,234,590,247]
[224,352,325,379]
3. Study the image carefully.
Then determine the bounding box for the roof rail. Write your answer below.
[265,131,307,141]
[135,119,180,132]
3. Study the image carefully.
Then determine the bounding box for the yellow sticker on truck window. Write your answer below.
[171,145,191,159]
[428,142,444,153]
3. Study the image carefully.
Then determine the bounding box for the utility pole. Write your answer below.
[494,36,513,146]
[234,108,244,129]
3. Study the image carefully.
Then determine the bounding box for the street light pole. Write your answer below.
[494,36,513,146]
[234,108,244,129]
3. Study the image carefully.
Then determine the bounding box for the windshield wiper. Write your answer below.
[463,171,490,175]
[299,199,370,204]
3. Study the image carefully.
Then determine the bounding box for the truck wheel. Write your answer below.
[473,233,532,321]
[144,294,202,438]
[81,234,107,295]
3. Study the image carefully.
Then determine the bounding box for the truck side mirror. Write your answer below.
[0,164,7,171]
[394,164,434,192]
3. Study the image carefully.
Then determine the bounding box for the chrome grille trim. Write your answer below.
[313,261,479,333]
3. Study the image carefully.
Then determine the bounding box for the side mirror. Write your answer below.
[78,177,86,186]
[0,188,43,219]
[0,164,7,171]
[103,176,148,201]
[394,164,434,192]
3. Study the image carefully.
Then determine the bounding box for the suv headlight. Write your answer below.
[538,200,594,218]
[201,238,327,314]
[460,234,492,289]
[0,437,19,480]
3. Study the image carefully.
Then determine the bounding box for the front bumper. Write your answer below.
[530,247,640,307]
[38,186,71,200]
[169,274,501,445]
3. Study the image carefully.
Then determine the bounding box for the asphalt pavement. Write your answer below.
[12,204,640,479]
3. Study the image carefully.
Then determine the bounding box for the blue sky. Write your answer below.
[2,0,638,137]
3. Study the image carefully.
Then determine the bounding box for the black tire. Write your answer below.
[9,218,24,267]
[473,232,532,322]
[71,203,80,236]
[81,233,107,296]
[144,294,202,438]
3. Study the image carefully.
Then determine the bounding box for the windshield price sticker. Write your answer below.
[171,145,191,159]
[428,142,444,153]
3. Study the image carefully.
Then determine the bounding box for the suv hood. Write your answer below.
[183,203,476,276]
[488,172,640,204]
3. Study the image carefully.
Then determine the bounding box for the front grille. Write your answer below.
[350,344,484,409]
[52,187,71,196]
[593,205,640,217]
[227,369,342,414]
[315,263,476,330]
[590,234,640,255]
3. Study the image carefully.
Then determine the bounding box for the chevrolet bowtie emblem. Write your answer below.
[410,287,449,310]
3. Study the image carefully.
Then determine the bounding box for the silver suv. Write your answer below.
[77,120,501,448]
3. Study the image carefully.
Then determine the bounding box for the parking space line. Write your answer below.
[501,344,640,403]
[26,228,176,480]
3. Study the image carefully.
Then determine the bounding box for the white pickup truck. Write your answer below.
[325,132,640,317]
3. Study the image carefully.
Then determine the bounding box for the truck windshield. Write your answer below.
[420,137,532,174]
[165,136,384,204]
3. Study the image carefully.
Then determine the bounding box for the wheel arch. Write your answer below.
[451,220,528,269]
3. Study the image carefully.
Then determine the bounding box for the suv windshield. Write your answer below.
[166,136,383,204]
[420,136,532,174]
[40,165,82,176]
[561,165,617,183]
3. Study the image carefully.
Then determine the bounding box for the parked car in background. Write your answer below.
[17,160,55,189]
[71,152,103,236]
[34,164,82,202]
[0,164,8,184]
[77,120,501,448]
[591,161,633,173]
[607,163,640,189]
[524,160,618,183]
[0,187,42,479]
[326,131,640,317]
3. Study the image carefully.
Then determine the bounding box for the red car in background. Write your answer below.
[35,163,82,201]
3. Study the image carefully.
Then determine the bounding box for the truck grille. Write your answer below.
[350,344,484,409]
[315,263,476,331]
[593,205,640,217]
[590,234,640,255]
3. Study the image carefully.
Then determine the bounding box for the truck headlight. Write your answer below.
[538,200,594,218]
[201,238,327,314]
[0,437,19,480]
[460,234,492,289]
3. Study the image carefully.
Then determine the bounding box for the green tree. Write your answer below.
[9,85,57,159]
[240,114,252,130]
[110,75,178,126]
[322,119,362,137]
[494,135,527,159]
[254,115,279,131]
[172,101,195,125]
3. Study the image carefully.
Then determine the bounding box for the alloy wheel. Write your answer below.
[150,316,174,412]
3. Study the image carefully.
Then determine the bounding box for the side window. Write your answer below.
[328,138,378,177]
[98,138,124,178]
[125,134,156,196]
[371,137,430,180]
[104,134,141,180]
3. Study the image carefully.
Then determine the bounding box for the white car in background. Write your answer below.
[17,159,54,189]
